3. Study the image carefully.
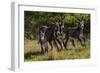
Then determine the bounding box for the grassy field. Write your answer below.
[24,39,90,62]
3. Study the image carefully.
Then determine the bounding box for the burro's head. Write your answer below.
[79,20,84,30]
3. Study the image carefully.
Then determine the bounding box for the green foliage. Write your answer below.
[24,11,90,39]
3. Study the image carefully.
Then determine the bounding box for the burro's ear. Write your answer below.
[81,16,84,21]
[62,16,65,20]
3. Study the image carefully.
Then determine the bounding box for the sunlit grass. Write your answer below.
[24,39,90,62]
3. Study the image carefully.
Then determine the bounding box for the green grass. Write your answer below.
[24,39,90,62]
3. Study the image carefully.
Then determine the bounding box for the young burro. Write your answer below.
[38,16,66,54]
[64,20,86,48]
[39,26,48,54]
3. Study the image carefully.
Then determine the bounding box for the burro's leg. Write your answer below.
[64,35,69,49]
[53,40,60,51]
[56,38,63,51]
[40,42,45,54]
[59,35,66,50]
[82,35,86,47]
[78,34,84,46]
[44,42,48,53]
[49,41,53,51]
[70,37,75,48]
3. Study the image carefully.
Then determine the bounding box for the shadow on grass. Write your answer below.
[24,51,42,59]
